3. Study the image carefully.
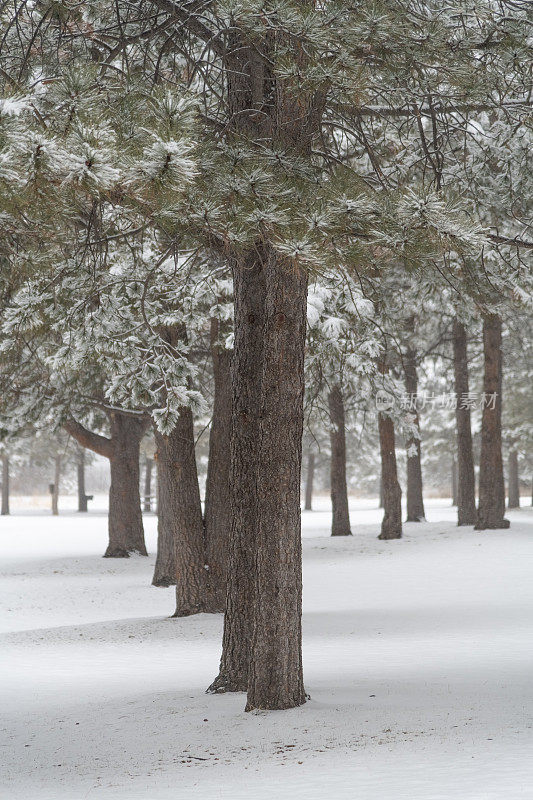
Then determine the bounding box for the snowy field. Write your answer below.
[1,497,532,800]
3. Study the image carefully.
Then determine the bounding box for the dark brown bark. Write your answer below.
[452,318,477,524]
[451,460,458,506]
[378,413,402,540]
[404,349,425,521]
[160,409,212,616]
[508,450,520,508]
[304,452,315,511]
[328,385,352,536]
[246,250,307,711]
[378,476,384,508]
[107,412,149,556]
[208,252,266,694]
[204,318,233,612]
[475,315,510,530]
[1,455,9,515]
[151,448,176,587]
[143,457,153,512]
[51,454,61,515]
[77,448,87,512]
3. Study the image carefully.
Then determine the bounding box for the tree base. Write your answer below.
[128,546,148,556]
[151,577,177,587]
[378,531,402,540]
[245,692,307,712]
[206,673,247,694]
[331,530,352,536]
[103,547,130,558]
[474,518,511,530]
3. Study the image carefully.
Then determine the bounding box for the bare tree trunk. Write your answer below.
[208,253,265,694]
[452,318,476,524]
[378,476,384,508]
[404,349,425,521]
[151,448,176,587]
[143,457,153,512]
[378,413,402,540]
[51,455,61,515]
[475,315,510,530]
[1,455,9,516]
[328,385,352,536]
[77,448,87,512]
[107,412,149,556]
[304,452,315,511]
[508,450,520,508]
[451,460,458,506]
[204,318,233,612]
[246,249,307,711]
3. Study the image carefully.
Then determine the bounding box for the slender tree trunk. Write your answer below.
[204,318,233,612]
[107,412,149,556]
[452,318,477,524]
[151,450,176,587]
[246,249,307,711]
[77,448,87,512]
[451,460,458,506]
[475,315,510,530]
[143,457,153,512]
[328,385,352,535]
[508,450,520,508]
[378,476,384,508]
[51,455,61,515]
[378,413,402,540]
[404,349,425,521]
[208,252,266,694]
[304,452,315,511]
[1,455,10,515]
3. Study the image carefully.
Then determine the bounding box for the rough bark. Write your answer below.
[475,315,510,530]
[451,460,458,506]
[508,450,520,508]
[452,318,477,524]
[1,455,10,515]
[208,252,266,694]
[204,318,233,612]
[143,457,153,512]
[51,454,61,515]
[151,449,177,587]
[378,476,384,508]
[245,250,307,711]
[304,452,315,511]
[328,385,352,536]
[77,448,87,512]
[107,412,149,556]
[404,349,425,521]
[378,413,402,540]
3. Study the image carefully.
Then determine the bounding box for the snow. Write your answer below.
[1,498,532,799]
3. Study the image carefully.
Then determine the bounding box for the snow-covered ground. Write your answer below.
[1,497,532,799]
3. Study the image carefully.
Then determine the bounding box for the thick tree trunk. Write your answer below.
[452,318,477,524]
[77,448,87,512]
[143,457,153,512]
[245,249,307,711]
[304,452,315,511]
[1,455,9,516]
[107,412,149,556]
[451,460,458,506]
[475,315,510,530]
[508,450,520,508]
[378,413,402,540]
[204,318,233,612]
[51,455,61,515]
[404,349,425,521]
[208,252,266,694]
[328,385,352,536]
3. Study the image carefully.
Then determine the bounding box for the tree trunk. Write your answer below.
[151,449,176,587]
[378,413,402,540]
[143,457,153,512]
[160,409,211,616]
[452,318,477,524]
[208,252,266,694]
[451,460,458,506]
[304,452,315,511]
[508,450,520,508]
[475,315,510,530]
[245,249,307,711]
[77,448,87,512]
[204,318,233,612]
[107,412,149,556]
[378,476,384,508]
[51,455,61,515]
[1,455,10,516]
[404,349,425,521]
[328,385,352,535]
